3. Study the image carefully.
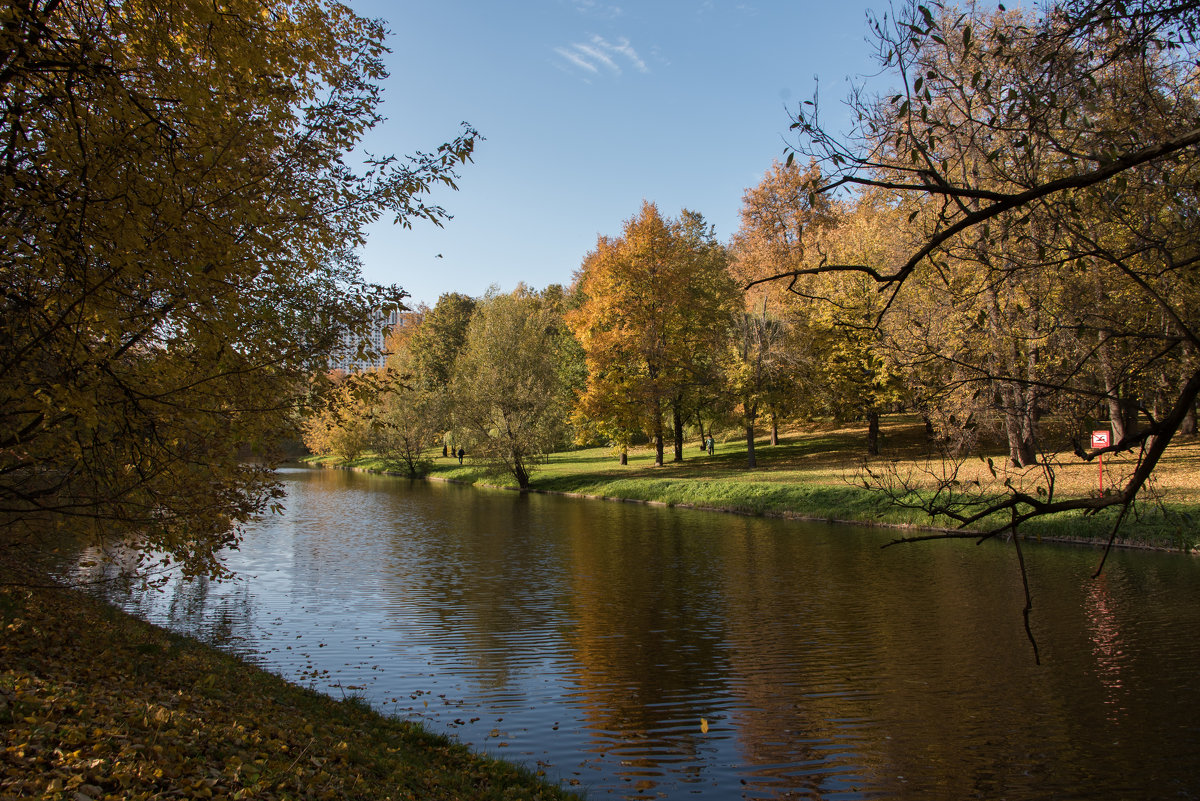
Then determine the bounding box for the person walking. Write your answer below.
[457,447,465,465]
[706,435,715,456]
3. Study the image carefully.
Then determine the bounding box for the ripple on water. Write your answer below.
[91,468,1200,801]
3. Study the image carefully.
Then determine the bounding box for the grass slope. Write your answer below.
[321,415,1200,550]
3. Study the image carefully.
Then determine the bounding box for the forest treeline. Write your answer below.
[5,0,1199,579]
[306,0,1200,548]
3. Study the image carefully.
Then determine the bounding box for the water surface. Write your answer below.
[98,467,1200,799]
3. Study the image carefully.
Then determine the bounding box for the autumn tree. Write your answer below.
[727,306,792,467]
[0,0,476,578]
[373,345,439,477]
[301,373,375,463]
[730,159,838,312]
[451,288,573,489]
[408,292,478,391]
[569,202,740,466]
[733,165,905,454]
[776,0,1200,555]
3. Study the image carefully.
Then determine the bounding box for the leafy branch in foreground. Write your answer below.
[0,0,476,578]
[763,0,1200,552]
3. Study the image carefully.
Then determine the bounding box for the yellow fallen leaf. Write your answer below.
[700,718,708,733]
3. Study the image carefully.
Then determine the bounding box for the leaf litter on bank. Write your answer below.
[0,571,576,801]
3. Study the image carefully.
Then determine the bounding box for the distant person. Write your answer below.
[706,435,715,455]
[457,447,465,465]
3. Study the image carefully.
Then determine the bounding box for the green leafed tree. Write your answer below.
[409,292,479,391]
[1,0,476,578]
[370,342,439,477]
[451,288,573,489]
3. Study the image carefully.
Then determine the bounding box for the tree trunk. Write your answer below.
[653,398,664,466]
[745,401,758,467]
[770,408,779,446]
[983,279,1039,468]
[619,448,628,465]
[1182,404,1197,437]
[1182,345,1199,436]
[514,454,529,489]
[1098,331,1138,443]
[866,410,880,456]
[672,401,684,462]
[998,382,1038,467]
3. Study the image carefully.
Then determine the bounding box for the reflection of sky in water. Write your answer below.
[94,468,1200,800]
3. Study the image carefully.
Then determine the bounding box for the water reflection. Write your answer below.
[93,467,1200,800]
[1084,576,1127,722]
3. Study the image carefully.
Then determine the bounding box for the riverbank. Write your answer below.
[0,565,577,800]
[310,415,1200,552]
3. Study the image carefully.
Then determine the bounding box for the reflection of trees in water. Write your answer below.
[378,484,573,690]
[563,502,732,789]
[159,573,256,652]
[716,521,884,796]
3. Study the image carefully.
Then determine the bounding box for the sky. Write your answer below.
[345,0,890,309]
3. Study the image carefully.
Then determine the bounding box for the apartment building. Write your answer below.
[327,309,423,372]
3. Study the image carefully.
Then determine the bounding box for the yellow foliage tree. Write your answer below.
[0,1,475,578]
[569,202,740,466]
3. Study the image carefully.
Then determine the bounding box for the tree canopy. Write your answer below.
[451,288,573,489]
[1,0,475,577]
[766,0,1200,554]
[568,203,740,466]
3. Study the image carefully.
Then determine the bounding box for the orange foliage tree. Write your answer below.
[568,202,740,466]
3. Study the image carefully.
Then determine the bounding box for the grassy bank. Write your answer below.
[314,415,1200,551]
[0,566,577,800]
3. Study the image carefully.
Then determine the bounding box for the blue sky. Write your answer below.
[347,0,887,309]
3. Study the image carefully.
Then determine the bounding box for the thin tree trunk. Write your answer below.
[672,401,684,462]
[1182,345,1199,436]
[745,401,758,467]
[983,280,1038,467]
[770,408,779,446]
[1097,332,1138,443]
[653,398,664,466]
[866,410,880,456]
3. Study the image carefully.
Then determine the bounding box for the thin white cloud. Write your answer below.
[554,46,600,73]
[605,36,648,73]
[575,41,621,73]
[554,34,649,77]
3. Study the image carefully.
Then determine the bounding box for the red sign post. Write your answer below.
[1091,430,1111,493]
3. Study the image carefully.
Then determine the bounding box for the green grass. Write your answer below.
[307,415,1200,551]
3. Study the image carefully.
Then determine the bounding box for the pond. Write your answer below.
[96,467,1200,799]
